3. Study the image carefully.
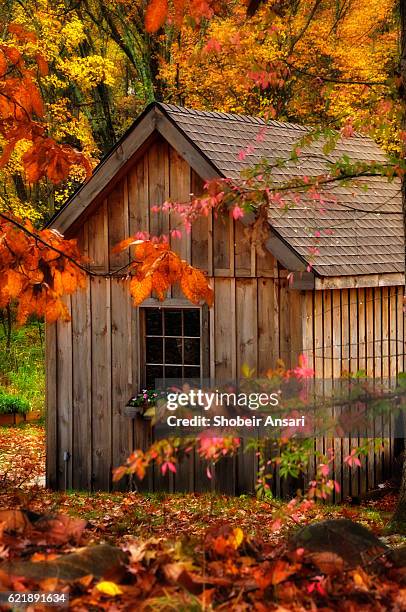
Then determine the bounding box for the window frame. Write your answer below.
[139,301,209,389]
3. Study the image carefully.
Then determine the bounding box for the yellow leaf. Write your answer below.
[241,363,255,378]
[232,527,244,548]
[96,581,123,596]
[352,570,369,589]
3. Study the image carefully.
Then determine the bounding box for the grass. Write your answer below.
[0,391,30,414]
[0,319,45,413]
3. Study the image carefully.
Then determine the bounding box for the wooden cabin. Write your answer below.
[46,103,405,497]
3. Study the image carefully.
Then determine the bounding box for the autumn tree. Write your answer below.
[0,16,213,326]
[159,0,398,148]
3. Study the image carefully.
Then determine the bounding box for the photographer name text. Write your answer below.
[166,415,306,428]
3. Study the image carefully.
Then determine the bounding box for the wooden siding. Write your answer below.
[302,286,405,500]
[46,133,405,498]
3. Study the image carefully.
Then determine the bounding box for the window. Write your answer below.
[143,308,203,388]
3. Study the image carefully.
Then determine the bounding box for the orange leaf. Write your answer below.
[5,269,24,298]
[52,269,63,295]
[173,0,186,25]
[112,237,140,254]
[180,265,212,305]
[145,0,168,32]
[45,298,69,323]
[0,51,6,77]
[8,23,37,43]
[151,271,170,300]
[130,275,153,305]
[35,54,49,76]
[61,267,78,293]
[269,560,297,585]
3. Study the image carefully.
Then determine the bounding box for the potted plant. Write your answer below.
[0,391,40,425]
[123,389,165,420]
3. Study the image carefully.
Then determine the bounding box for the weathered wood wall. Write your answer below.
[302,286,405,500]
[46,133,405,498]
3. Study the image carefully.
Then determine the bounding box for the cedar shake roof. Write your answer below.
[161,104,404,278]
[50,102,404,279]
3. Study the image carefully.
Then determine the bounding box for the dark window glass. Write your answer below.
[146,365,163,388]
[164,310,182,336]
[143,308,202,388]
[165,365,182,379]
[184,338,200,365]
[184,366,200,380]
[165,338,182,364]
[184,309,200,336]
[146,338,163,364]
[146,309,162,335]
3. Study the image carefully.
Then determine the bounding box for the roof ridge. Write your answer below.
[159,102,374,140]
[159,102,309,132]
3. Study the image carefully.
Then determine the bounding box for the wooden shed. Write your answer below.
[46,103,405,497]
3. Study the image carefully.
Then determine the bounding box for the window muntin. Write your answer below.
[144,308,201,388]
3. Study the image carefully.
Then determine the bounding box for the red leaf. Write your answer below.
[145,0,168,32]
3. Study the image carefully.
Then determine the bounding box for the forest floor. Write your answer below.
[0,424,405,611]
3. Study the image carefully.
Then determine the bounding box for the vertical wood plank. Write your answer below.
[108,179,128,270]
[341,289,351,500]
[374,288,382,380]
[234,221,251,276]
[91,277,112,491]
[332,290,342,378]
[322,290,333,501]
[349,289,358,375]
[88,200,108,270]
[323,290,333,380]
[302,292,314,371]
[71,286,92,490]
[358,293,368,494]
[289,291,303,368]
[314,291,324,378]
[45,322,58,489]
[191,172,208,272]
[332,291,342,500]
[236,279,257,497]
[56,297,73,490]
[169,146,190,263]
[214,278,236,380]
[358,288,367,374]
[302,291,315,484]
[279,277,291,367]
[365,288,375,490]
[365,287,374,377]
[379,288,389,484]
[257,246,278,278]
[111,279,133,489]
[397,287,405,375]
[236,279,258,374]
[148,139,169,238]
[389,287,398,379]
[258,278,279,373]
[128,155,149,235]
[382,287,390,379]
[213,213,231,274]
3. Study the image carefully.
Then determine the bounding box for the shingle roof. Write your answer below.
[162,104,404,277]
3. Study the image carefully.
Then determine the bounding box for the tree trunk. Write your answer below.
[388,0,406,534]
